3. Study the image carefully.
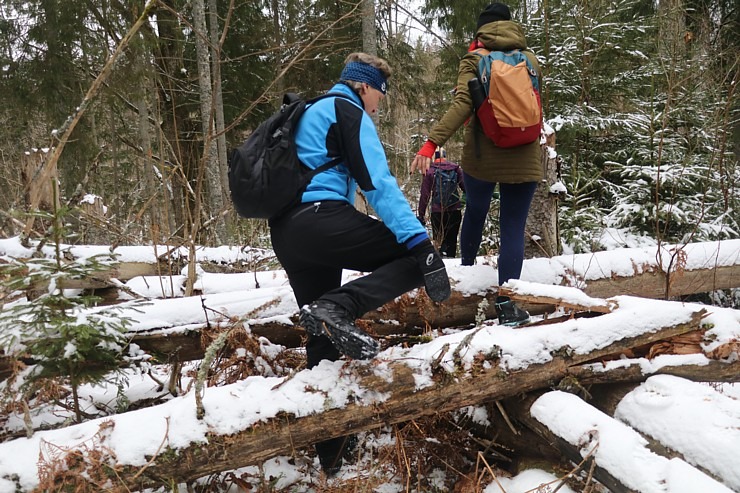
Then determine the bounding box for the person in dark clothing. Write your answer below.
[411,3,540,327]
[417,148,466,257]
[269,52,450,476]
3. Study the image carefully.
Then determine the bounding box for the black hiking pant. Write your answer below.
[430,209,462,258]
[270,200,425,467]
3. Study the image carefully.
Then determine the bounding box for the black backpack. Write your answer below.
[228,92,347,220]
[431,167,460,208]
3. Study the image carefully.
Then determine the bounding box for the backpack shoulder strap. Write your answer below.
[306,91,354,106]
[519,50,542,89]
[301,92,356,178]
[471,48,492,83]
[283,92,302,105]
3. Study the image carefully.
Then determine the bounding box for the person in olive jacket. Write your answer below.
[411,3,541,327]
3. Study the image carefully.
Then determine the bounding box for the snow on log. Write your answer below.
[569,357,740,384]
[499,279,617,313]
[614,375,740,491]
[1,238,738,298]
[0,298,709,491]
[125,277,738,365]
[2,276,737,383]
[529,391,734,493]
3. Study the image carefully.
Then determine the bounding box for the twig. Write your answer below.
[130,417,171,481]
[195,328,234,419]
[495,400,520,436]
[430,343,450,371]
[452,328,481,365]
[537,439,599,493]
[477,451,507,492]
[581,454,598,493]
[99,277,149,301]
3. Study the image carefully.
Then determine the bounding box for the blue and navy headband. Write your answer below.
[339,62,388,95]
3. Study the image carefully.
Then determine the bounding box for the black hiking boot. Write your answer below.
[319,456,343,477]
[318,434,359,477]
[496,299,531,327]
[300,300,380,360]
[341,434,359,463]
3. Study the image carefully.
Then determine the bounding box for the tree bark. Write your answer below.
[504,392,637,493]
[136,49,162,242]
[152,0,195,237]
[270,0,284,95]
[356,0,377,213]
[21,150,59,215]
[525,134,561,258]
[208,0,229,204]
[192,0,225,243]
[362,0,377,56]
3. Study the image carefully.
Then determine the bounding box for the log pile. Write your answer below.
[122,288,737,491]
[0,239,738,491]
[0,279,737,492]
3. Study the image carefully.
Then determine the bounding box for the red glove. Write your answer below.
[417,140,437,159]
[468,39,484,52]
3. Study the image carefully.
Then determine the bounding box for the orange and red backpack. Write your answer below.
[469,48,542,148]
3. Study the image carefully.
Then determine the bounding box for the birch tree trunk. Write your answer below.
[192,0,225,243]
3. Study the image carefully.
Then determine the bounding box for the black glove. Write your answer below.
[410,238,451,302]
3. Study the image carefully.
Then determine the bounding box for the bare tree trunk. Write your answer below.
[271,0,284,95]
[207,0,229,204]
[357,0,376,212]
[21,150,59,215]
[525,132,561,258]
[362,0,377,56]
[153,0,194,242]
[152,96,181,239]
[136,49,162,242]
[192,0,225,244]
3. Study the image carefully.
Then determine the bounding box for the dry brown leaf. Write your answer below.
[453,475,477,493]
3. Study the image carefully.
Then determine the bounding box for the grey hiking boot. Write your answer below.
[300,300,380,360]
[495,299,531,327]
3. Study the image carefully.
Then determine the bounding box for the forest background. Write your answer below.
[0,0,738,261]
[0,1,738,490]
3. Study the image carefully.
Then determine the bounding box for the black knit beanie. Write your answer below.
[476,3,511,30]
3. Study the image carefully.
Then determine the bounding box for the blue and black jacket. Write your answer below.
[295,83,427,246]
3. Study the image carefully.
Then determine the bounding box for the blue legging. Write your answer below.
[460,173,537,285]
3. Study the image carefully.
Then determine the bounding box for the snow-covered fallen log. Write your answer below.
[529,390,734,493]
[3,276,737,383]
[614,375,740,491]
[2,238,738,299]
